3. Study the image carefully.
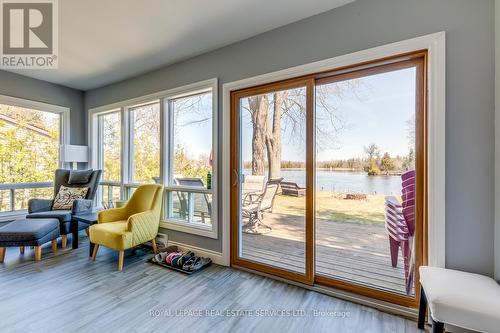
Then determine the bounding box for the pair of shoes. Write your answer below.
[153,252,168,263]
[182,256,211,271]
[165,252,182,265]
[171,251,194,268]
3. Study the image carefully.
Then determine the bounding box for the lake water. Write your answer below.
[243,169,403,195]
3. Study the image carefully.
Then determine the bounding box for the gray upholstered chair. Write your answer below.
[26,169,101,247]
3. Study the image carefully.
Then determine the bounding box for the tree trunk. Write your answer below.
[266,92,284,179]
[248,95,268,176]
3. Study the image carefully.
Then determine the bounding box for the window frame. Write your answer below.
[88,78,218,239]
[0,94,70,221]
[127,100,161,185]
[95,109,122,206]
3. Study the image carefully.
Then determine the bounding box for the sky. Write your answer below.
[150,66,417,164]
[240,66,416,162]
[173,93,213,160]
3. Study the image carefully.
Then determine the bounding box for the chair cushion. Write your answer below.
[68,169,93,184]
[420,266,500,333]
[0,218,59,246]
[27,210,72,222]
[89,221,133,251]
[53,185,89,210]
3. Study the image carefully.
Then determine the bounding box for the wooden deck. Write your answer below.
[241,213,409,295]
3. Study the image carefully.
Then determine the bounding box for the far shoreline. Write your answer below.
[243,167,404,176]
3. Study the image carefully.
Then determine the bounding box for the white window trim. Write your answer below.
[221,32,446,267]
[88,78,218,239]
[0,94,70,167]
[0,94,70,221]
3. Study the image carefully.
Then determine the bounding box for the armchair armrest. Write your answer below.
[72,199,93,215]
[28,198,53,213]
[98,207,128,223]
[127,210,159,235]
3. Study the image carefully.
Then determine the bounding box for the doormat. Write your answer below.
[148,247,212,275]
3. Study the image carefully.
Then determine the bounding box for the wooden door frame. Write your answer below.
[230,77,315,285]
[230,51,428,307]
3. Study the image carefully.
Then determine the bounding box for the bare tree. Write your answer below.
[248,95,269,175]
[364,143,380,163]
[406,117,415,148]
[244,80,363,179]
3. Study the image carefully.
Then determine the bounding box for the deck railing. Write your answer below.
[0,182,53,213]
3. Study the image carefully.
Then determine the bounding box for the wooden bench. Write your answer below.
[280,181,305,197]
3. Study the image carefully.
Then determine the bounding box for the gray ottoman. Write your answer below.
[0,218,60,262]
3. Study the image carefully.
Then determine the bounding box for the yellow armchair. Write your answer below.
[89,184,163,271]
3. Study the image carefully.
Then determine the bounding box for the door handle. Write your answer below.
[232,169,238,187]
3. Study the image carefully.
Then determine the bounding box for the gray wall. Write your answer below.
[0,71,85,145]
[85,0,495,276]
[495,0,500,281]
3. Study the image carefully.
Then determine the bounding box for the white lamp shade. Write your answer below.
[61,145,89,163]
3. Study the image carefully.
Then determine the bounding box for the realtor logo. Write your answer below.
[1,0,58,68]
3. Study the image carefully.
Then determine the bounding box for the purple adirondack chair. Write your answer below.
[384,170,415,294]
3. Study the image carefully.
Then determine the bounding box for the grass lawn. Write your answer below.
[273,191,393,224]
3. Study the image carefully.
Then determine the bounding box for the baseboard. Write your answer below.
[165,240,227,266]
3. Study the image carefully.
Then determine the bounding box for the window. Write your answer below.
[171,92,213,183]
[130,102,160,184]
[99,112,121,182]
[168,92,213,226]
[0,96,69,216]
[89,79,218,238]
[97,111,121,207]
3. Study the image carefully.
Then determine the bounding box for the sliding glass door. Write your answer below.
[231,79,315,284]
[314,58,425,305]
[230,53,426,306]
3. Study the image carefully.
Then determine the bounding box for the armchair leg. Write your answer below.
[61,235,67,249]
[151,238,157,255]
[34,246,42,261]
[418,285,427,329]
[19,246,25,255]
[51,240,57,253]
[91,244,99,261]
[118,250,124,271]
[0,247,5,263]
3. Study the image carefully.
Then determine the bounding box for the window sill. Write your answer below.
[160,219,217,239]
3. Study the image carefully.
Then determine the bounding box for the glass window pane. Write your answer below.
[167,190,212,226]
[14,188,52,211]
[0,190,10,212]
[171,92,213,188]
[238,87,307,274]
[0,104,60,184]
[315,67,418,296]
[130,102,160,183]
[100,184,121,208]
[100,112,121,182]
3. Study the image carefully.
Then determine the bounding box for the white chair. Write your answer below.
[418,266,500,333]
[241,178,282,234]
[242,175,265,196]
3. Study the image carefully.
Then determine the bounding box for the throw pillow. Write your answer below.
[68,169,93,184]
[52,186,89,210]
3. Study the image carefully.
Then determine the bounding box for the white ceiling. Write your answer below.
[6,0,354,90]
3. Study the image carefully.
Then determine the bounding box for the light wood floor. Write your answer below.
[241,213,409,294]
[0,233,421,333]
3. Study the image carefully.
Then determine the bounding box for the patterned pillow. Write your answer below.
[52,186,89,210]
